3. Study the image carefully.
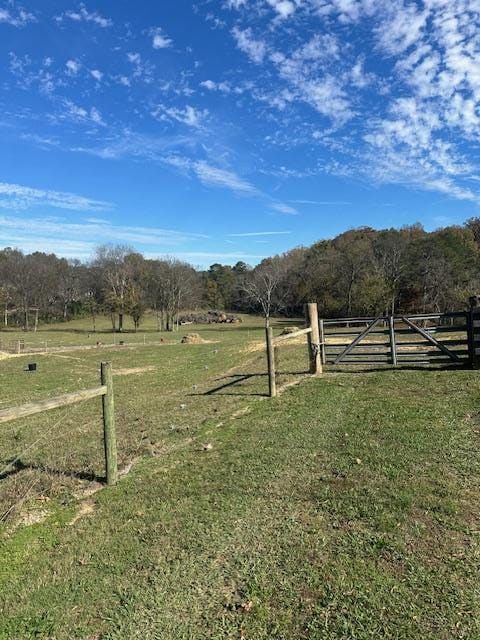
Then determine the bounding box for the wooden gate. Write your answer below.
[320,312,470,367]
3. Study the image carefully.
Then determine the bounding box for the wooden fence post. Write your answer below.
[266,326,277,398]
[306,303,322,375]
[388,316,397,365]
[100,362,118,485]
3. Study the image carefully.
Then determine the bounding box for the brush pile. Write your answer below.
[179,311,241,325]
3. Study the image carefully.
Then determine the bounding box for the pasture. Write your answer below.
[0,316,479,639]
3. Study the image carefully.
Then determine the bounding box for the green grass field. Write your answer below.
[1,316,479,639]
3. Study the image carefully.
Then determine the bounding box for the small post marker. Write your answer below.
[101,362,118,485]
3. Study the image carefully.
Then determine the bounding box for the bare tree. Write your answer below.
[93,245,144,332]
[242,260,287,327]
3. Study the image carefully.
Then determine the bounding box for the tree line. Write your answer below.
[1,220,480,331]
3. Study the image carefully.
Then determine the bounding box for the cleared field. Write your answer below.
[0,314,254,353]
[0,316,304,521]
[1,318,479,639]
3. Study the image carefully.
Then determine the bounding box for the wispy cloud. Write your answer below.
[55,4,112,28]
[194,161,258,195]
[151,27,172,49]
[267,0,296,19]
[0,215,209,260]
[0,183,113,212]
[56,99,106,126]
[152,105,208,129]
[232,27,267,64]
[0,5,35,27]
[269,202,297,214]
[65,59,81,76]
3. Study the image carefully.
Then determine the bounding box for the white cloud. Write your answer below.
[224,0,249,8]
[267,0,296,18]
[153,104,209,128]
[194,162,259,194]
[232,27,267,63]
[90,69,103,81]
[0,216,209,261]
[151,27,172,49]
[59,100,106,126]
[56,4,112,28]
[0,183,113,212]
[269,202,298,214]
[65,59,81,75]
[0,6,35,27]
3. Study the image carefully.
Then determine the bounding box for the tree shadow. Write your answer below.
[0,459,104,483]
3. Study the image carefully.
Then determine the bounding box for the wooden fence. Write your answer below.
[0,362,118,485]
[0,334,153,355]
[265,303,321,397]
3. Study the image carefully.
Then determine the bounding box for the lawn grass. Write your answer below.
[1,319,479,639]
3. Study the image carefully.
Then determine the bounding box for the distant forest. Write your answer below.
[2,219,480,330]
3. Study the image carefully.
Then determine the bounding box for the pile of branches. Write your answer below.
[179,311,242,325]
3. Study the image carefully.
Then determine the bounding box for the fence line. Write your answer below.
[0,362,118,485]
[265,302,322,398]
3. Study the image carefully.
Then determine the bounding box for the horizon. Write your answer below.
[1,1,479,268]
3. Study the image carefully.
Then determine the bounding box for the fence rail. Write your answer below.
[0,362,118,485]
[265,303,321,398]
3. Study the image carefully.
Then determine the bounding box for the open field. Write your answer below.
[0,314,252,353]
[1,317,480,639]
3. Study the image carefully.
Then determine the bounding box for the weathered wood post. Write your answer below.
[100,362,118,485]
[388,316,397,366]
[265,326,277,398]
[306,303,322,375]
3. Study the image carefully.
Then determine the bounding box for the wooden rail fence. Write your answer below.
[0,361,118,485]
[265,302,322,398]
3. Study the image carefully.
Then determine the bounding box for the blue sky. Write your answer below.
[1,0,479,267]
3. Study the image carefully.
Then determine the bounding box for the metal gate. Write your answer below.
[320,312,470,367]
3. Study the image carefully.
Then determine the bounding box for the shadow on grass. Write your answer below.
[0,459,104,483]
[195,370,308,397]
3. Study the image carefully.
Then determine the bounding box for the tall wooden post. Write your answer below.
[306,303,322,375]
[265,326,277,398]
[388,316,397,366]
[101,362,118,485]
